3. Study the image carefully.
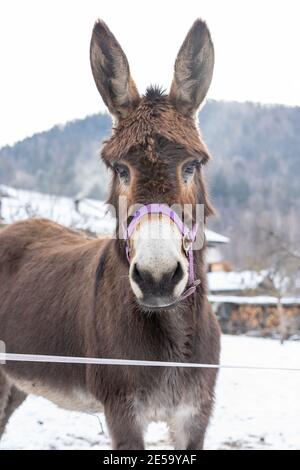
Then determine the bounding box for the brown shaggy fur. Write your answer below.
[102,91,210,164]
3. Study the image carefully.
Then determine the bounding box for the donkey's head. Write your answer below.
[90,19,214,310]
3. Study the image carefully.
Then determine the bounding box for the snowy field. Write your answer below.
[1,335,300,451]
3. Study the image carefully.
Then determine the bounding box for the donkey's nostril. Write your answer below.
[131,260,185,302]
[133,263,143,282]
[171,262,183,283]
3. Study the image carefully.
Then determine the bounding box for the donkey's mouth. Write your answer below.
[137,297,181,312]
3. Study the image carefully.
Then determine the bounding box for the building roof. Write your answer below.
[208,270,265,292]
[205,229,229,245]
[209,294,300,306]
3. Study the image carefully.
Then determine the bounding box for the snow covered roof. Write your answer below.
[0,185,113,234]
[208,294,300,306]
[208,270,266,292]
[0,185,229,244]
[205,229,229,245]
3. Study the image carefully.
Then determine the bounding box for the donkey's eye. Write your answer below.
[182,160,199,183]
[113,163,130,184]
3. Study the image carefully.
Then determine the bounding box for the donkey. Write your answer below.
[0,19,220,450]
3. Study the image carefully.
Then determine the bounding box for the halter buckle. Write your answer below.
[182,234,192,253]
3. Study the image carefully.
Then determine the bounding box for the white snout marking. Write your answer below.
[129,214,189,301]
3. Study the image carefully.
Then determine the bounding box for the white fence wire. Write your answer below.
[1,352,300,372]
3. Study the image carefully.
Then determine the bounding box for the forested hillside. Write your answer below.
[1,100,299,266]
[0,114,112,199]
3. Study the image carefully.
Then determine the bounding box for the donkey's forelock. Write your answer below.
[101,87,211,166]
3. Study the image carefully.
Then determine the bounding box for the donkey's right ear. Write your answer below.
[90,20,140,120]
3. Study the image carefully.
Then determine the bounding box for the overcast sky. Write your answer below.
[0,0,299,147]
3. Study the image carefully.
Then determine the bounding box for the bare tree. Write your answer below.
[248,227,300,343]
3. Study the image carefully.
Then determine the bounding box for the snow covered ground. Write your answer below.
[1,335,300,450]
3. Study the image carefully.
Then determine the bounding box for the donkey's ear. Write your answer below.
[90,20,140,120]
[169,19,214,116]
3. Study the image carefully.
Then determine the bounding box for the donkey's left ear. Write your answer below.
[90,19,140,120]
[169,19,214,116]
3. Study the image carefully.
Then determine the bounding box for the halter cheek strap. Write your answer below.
[123,204,201,301]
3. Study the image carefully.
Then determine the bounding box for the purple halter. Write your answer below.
[123,203,201,301]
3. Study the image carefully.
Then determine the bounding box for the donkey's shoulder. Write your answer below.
[0,218,87,267]
[1,217,83,242]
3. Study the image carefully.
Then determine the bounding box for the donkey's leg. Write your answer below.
[0,371,11,439]
[2,386,27,436]
[170,401,213,450]
[0,374,27,440]
[105,402,145,450]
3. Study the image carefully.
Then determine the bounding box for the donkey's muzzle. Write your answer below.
[132,261,184,307]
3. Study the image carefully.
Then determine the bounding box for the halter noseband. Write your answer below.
[123,204,201,301]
